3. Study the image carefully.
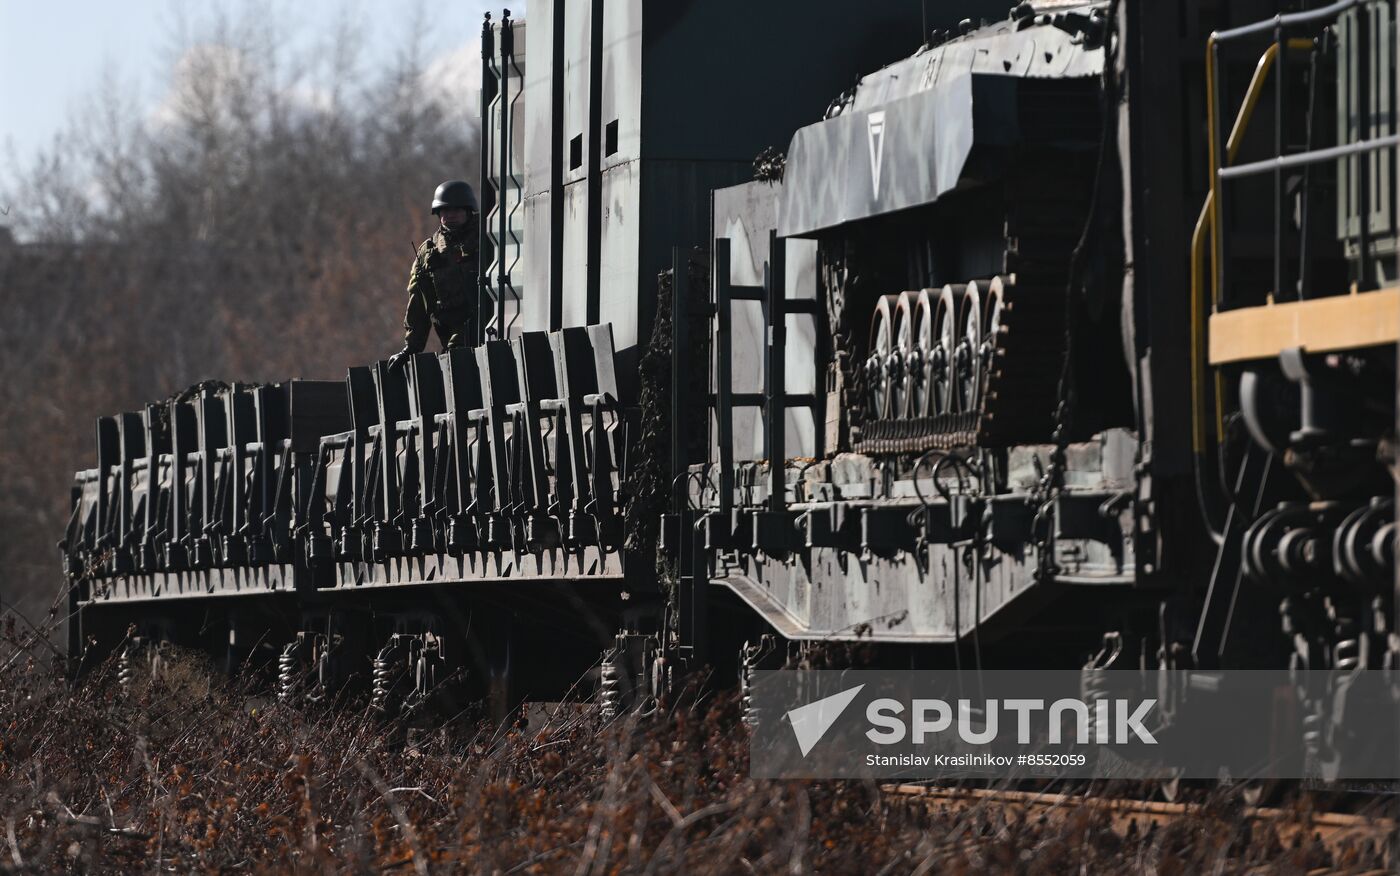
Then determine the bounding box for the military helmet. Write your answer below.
[432,180,478,214]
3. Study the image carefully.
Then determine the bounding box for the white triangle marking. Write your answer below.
[867,111,887,194]
[786,683,865,757]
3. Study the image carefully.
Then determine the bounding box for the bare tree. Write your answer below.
[0,0,480,623]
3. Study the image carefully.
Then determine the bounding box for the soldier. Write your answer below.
[388,180,480,370]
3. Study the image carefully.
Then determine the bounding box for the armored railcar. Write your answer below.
[63,0,1398,728]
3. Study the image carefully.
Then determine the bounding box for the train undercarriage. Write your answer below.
[58,0,1399,763]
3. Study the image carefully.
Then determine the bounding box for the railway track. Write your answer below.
[885,784,1399,871]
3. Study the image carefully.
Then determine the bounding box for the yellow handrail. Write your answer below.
[1191,38,1314,455]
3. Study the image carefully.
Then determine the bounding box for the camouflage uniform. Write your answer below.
[403,219,479,353]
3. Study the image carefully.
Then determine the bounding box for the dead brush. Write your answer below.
[0,609,1389,873]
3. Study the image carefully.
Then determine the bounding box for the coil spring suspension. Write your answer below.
[739,661,758,729]
[307,644,329,704]
[117,639,142,691]
[599,645,623,721]
[371,640,400,714]
[1333,632,1362,670]
[740,635,777,729]
[1080,632,1124,741]
[277,640,302,703]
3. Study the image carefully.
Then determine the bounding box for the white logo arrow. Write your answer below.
[786,683,865,756]
[867,111,887,195]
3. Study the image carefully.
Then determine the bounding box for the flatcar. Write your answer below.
[61,0,1397,746]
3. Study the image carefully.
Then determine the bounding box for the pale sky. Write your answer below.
[0,0,517,172]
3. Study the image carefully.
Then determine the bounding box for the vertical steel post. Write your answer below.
[1213,41,1230,308]
[671,246,689,510]
[142,405,162,548]
[1300,43,1321,299]
[478,343,516,519]
[549,0,566,331]
[672,245,705,663]
[687,511,709,666]
[478,14,496,345]
[1357,4,1374,289]
[116,415,138,553]
[373,366,400,528]
[1393,0,1399,656]
[95,417,118,548]
[253,389,271,535]
[715,239,734,513]
[412,359,436,520]
[814,258,830,460]
[345,368,377,538]
[765,231,786,513]
[169,403,189,552]
[1275,20,1286,302]
[585,0,604,326]
[498,10,512,336]
[227,395,246,541]
[198,392,222,541]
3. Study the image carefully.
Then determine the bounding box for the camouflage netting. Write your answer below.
[151,380,236,432]
[168,379,236,404]
[752,146,786,182]
[623,253,711,586]
[622,271,673,566]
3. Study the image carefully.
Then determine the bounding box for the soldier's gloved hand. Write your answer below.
[387,348,412,372]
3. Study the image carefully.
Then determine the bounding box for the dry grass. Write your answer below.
[0,611,1388,874]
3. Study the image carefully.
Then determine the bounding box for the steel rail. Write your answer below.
[887,784,1398,864]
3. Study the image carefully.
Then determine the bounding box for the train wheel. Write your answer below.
[955,282,982,413]
[866,294,901,420]
[935,285,963,414]
[893,292,918,419]
[983,276,1008,404]
[912,289,938,417]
